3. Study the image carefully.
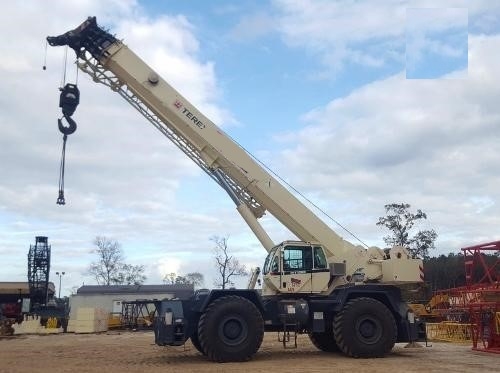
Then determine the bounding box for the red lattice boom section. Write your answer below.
[433,241,500,353]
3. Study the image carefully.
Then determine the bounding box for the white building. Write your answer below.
[69,284,194,319]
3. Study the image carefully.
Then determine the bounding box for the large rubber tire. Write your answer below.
[189,315,205,355]
[198,295,264,362]
[309,330,340,352]
[190,329,205,355]
[333,297,397,358]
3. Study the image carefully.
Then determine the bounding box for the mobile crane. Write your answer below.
[47,17,426,362]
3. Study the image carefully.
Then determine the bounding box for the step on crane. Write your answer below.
[47,17,426,362]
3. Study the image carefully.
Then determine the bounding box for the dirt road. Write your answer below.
[0,332,498,373]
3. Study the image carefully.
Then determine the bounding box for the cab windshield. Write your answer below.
[263,246,279,275]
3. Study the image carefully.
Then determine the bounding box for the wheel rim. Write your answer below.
[218,315,248,346]
[355,315,382,345]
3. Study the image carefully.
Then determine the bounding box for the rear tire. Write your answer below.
[198,295,264,362]
[333,297,396,358]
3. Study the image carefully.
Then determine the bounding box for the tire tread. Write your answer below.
[333,297,396,358]
[198,295,264,362]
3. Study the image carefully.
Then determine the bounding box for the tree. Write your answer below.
[164,272,205,288]
[186,272,204,288]
[377,203,437,259]
[113,263,147,285]
[177,272,204,288]
[163,272,176,285]
[212,236,248,289]
[87,236,146,285]
[173,275,187,284]
[88,236,123,285]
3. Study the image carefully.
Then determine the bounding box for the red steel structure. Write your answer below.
[432,241,500,352]
[462,241,500,353]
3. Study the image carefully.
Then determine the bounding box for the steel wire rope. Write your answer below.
[224,131,370,249]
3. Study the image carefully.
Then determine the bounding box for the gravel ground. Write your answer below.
[0,332,498,373]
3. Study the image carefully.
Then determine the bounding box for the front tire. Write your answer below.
[190,329,205,355]
[309,331,340,352]
[308,320,340,352]
[333,297,396,358]
[198,295,264,362]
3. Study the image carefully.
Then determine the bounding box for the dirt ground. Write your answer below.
[0,332,498,373]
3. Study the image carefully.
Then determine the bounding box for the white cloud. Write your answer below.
[114,15,232,124]
[0,0,243,293]
[277,34,500,252]
[273,0,497,76]
[406,32,466,75]
[3,0,499,296]
[405,7,468,76]
[157,257,182,280]
[405,7,468,34]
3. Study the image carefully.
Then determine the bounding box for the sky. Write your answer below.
[1,0,500,296]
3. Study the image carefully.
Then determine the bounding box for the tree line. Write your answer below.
[86,235,248,289]
[86,203,497,299]
[423,252,498,293]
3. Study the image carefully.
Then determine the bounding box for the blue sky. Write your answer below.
[406,7,469,78]
[1,1,500,295]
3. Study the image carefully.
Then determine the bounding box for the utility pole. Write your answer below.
[55,271,65,298]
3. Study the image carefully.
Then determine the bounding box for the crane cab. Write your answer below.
[261,241,331,296]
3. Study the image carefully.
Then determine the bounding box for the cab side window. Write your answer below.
[263,247,278,274]
[313,246,327,269]
[271,255,279,273]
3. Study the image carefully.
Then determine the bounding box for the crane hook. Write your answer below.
[58,115,77,135]
[56,83,80,205]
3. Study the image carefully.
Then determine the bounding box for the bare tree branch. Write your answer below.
[87,236,146,285]
[211,236,247,289]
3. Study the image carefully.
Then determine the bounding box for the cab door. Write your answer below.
[262,244,331,294]
[310,246,330,292]
[279,244,330,293]
[280,245,314,293]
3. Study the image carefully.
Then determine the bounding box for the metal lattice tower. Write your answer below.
[27,236,51,307]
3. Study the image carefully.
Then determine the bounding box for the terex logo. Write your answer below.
[173,100,205,129]
[173,100,183,109]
